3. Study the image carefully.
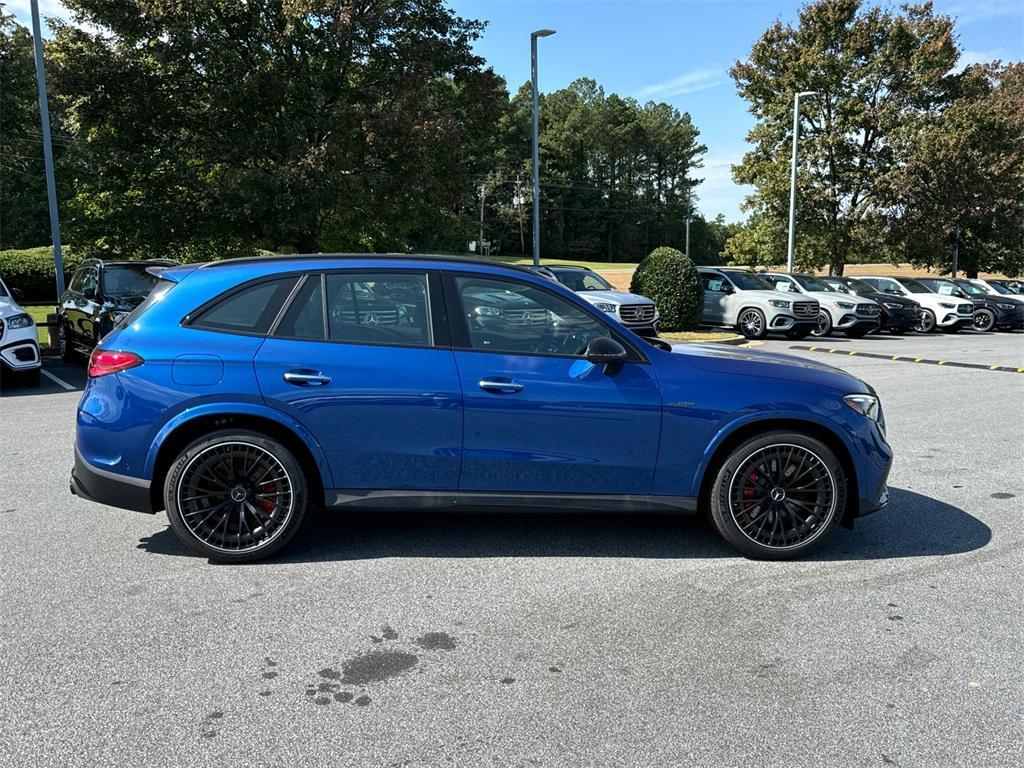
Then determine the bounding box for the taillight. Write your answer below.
[87,349,144,378]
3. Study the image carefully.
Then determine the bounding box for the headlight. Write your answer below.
[5,313,33,329]
[843,393,880,422]
[768,299,790,308]
[882,302,901,310]
[997,303,1016,310]
[939,302,955,308]
[592,302,617,313]
[472,305,501,317]
[834,301,855,310]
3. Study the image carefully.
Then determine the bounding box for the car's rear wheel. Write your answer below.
[811,310,832,337]
[972,309,996,332]
[915,309,937,333]
[737,308,767,340]
[708,431,846,559]
[58,321,77,362]
[164,430,308,562]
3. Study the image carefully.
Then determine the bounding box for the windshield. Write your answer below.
[899,278,932,294]
[0,278,8,298]
[917,278,961,296]
[725,271,773,291]
[955,281,985,296]
[102,265,162,299]
[989,282,1015,295]
[846,278,875,294]
[552,269,613,292]
[792,274,835,292]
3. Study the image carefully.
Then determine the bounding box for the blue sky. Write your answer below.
[10,0,1023,221]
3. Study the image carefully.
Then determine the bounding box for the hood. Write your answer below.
[803,290,874,307]
[858,291,918,307]
[0,295,27,318]
[672,342,868,393]
[578,290,653,306]
[748,289,815,303]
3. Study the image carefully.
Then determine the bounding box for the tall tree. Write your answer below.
[883,62,1024,278]
[729,0,958,274]
[0,9,50,249]
[48,0,505,258]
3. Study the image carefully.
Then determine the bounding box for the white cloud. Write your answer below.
[635,66,726,100]
[954,49,1009,72]
[944,0,1023,25]
[6,0,72,24]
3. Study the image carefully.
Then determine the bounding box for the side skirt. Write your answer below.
[327,489,698,514]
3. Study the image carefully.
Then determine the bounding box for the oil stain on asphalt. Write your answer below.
[990,492,1015,499]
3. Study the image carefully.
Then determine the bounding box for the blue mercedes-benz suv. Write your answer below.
[71,255,892,562]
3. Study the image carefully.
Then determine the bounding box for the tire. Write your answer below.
[58,321,77,362]
[785,329,811,340]
[737,308,768,340]
[164,430,309,562]
[915,309,936,333]
[708,431,846,560]
[811,310,832,338]
[972,309,996,333]
[844,327,869,339]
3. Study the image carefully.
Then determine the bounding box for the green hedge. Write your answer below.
[630,246,703,331]
[0,247,85,304]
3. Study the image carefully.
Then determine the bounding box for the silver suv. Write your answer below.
[698,268,819,339]
[530,265,660,336]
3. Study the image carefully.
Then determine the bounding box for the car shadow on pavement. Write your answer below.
[136,487,991,564]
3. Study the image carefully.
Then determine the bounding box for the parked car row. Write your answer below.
[697,267,1024,340]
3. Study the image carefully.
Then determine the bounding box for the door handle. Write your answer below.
[479,377,524,394]
[283,370,332,387]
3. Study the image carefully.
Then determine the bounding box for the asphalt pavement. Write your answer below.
[1,331,1022,767]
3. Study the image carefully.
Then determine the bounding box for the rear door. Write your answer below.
[254,270,462,492]
[444,272,661,495]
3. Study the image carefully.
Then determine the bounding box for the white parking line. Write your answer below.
[41,368,77,391]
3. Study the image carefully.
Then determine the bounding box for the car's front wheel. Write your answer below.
[915,309,937,333]
[811,310,833,337]
[708,431,846,559]
[737,308,767,340]
[972,309,996,332]
[164,430,309,562]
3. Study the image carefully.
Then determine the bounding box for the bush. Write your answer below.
[0,246,85,304]
[630,246,703,331]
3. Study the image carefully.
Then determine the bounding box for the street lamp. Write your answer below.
[786,90,817,273]
[531,28,556,267]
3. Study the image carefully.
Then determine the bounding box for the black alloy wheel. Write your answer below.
[165,430,308,562]
[972,309,996,332]
[709,431,845,559]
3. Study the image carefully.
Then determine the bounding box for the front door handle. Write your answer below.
[283,369,332,387]
[479,377,524,394]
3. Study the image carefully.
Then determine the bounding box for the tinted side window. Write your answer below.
[325,273,432,347]
[275,275,325,340]
[191,277,297,335]
[79,268,99,299]
[455,275,607,357]
[68,268,88,293]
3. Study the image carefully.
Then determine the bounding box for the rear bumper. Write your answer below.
[70,447,155,514]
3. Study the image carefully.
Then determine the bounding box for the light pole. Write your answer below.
[531,28,556,267]
[786,90,817,273]
[30,0,65,297]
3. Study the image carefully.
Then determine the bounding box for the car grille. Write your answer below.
[958,304,974,315]
[619,304,656,323]
[502,308,550,326]
[335,309,399,325]
[793,301,817,319]
[898,306,919,318]
[855,304,880,317]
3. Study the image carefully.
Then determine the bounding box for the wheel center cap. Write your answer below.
[230,486,248,503]
[770,487,786,502]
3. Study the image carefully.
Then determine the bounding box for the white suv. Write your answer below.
[761,272,881,338]
[857,276,974,333]
[698,268,819,340]
[0,275,42,386]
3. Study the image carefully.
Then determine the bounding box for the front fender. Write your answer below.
[143,401,334,488]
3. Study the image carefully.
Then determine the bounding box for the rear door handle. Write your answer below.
[479,377,524,394]
[283,369,331,387]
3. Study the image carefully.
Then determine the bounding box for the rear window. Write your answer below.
[103,265,161,299]
[190,278,298,335]
[116,279,176,329]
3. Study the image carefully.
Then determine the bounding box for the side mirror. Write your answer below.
[953,290,966,298]
[721,284,733,294]
[585,336,628,365]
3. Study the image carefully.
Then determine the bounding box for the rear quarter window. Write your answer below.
[189,277,298,335]
[117,279,176,329]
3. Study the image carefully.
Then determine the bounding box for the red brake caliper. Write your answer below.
[259,483,277,515]
[743,472,758,499]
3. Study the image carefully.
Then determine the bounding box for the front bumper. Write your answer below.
[835,315,880,332]
[767,314,818,332]
[995,305,1024,329]
[0,336,42,372]
[937,314,974,328]
[70,447,155,514]
[882,308,920,330]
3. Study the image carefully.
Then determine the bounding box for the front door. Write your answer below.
[254,270,462,492]
[445,273,662,495]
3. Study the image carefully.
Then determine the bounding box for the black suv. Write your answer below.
[58,258,177,360]
[820,275,921,334]
[948,278,1024,332]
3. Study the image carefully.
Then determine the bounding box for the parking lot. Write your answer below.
[1,332,1022,767]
